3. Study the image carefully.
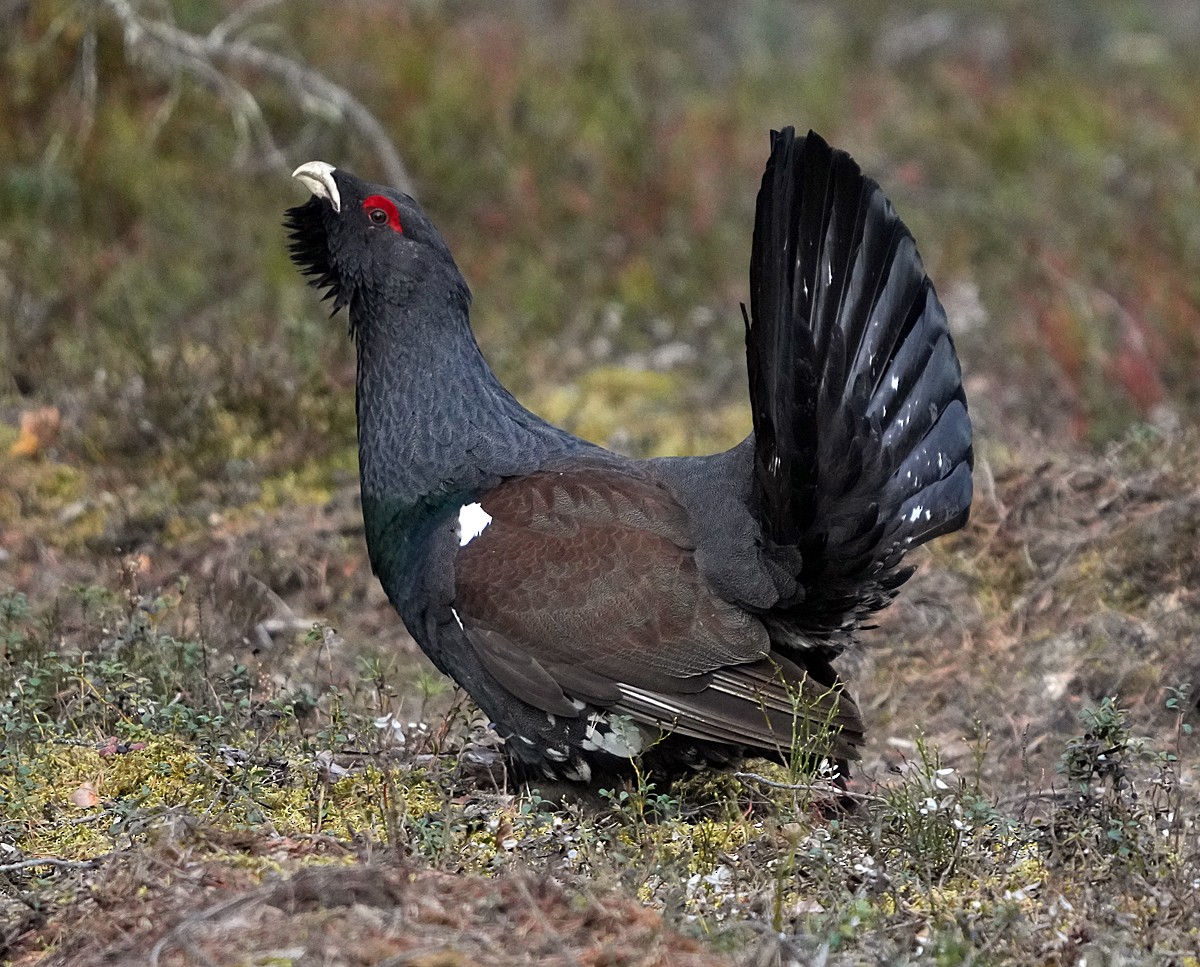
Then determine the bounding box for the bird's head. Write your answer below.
[286,162,468,333]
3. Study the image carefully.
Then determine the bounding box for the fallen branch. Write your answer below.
[733,771,887,804]
[0,853,114,874]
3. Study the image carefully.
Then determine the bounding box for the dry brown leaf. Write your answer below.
[9,406,62,458]
[70,780,101,808]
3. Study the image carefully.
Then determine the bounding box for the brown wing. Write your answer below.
[453,467,862,757]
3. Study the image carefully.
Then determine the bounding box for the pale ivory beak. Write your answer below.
[292,161,341,213]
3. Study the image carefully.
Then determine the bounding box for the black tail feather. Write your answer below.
[746,128,973,638]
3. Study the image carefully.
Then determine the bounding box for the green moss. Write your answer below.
[528,366,749,457]
[255,450,356,511]
[257,472,333,511]
[0,456,110,549]
[0,733,451,861]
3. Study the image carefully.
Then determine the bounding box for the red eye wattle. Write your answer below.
[362,195,402,233]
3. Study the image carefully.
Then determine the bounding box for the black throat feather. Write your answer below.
[284,198,357,336]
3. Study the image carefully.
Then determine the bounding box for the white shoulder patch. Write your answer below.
[458,502,493,547]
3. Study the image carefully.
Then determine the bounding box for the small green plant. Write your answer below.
[1164,683,1194,740]
[1059,696,1137,792]
[1049,696,1185,872]
[875,738,972,883]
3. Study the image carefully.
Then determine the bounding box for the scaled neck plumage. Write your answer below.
[352,282,579,508]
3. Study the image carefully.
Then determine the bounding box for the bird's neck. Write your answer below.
[351,288,578,579]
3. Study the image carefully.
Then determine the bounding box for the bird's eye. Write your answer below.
[361,195,402,233]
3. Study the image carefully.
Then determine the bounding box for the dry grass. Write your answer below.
[3,433,1197,966]
[19,847,728,967]
[2,2,1199,964]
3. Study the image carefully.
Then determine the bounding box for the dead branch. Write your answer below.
[0,853,114,874]
[733,771,888,803]
[94,0,413,193]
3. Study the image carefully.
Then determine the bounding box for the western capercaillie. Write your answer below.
[286,128,973,783]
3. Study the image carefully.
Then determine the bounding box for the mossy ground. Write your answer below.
[2,2,1199,964]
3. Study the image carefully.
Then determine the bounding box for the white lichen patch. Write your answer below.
[581,713,645,758]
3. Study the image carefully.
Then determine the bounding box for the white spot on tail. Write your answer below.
[458,502,492,546]
[451,608,464,630]
[890,374,900,391]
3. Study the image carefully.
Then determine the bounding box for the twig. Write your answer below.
[57,808,117,826]
[733,772,887,804]
[255,615,321,649]
[72,18,99,147]
[94,0,412,192]
[0,853,114,874]
[208,0,286,45]
[149,890,263,967]
[377,947,461,967]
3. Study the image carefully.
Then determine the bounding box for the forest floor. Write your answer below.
[2,2,1199,964]
[2,398,1197,966]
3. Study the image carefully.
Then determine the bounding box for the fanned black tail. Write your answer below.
[745,128,973,641]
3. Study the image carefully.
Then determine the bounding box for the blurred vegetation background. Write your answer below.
[3,0,1198,489]
[3,7,1199,959]
[3,0,1199,731]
